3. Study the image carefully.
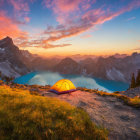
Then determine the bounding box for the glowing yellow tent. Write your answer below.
[50,79,76,94]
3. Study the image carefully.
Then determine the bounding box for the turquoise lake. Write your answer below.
[14,71,129,92]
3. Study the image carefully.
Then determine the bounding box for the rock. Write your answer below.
[78,101,87,107]
[120,115,131,121]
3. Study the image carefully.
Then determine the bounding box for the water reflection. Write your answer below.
[14,71,129,92]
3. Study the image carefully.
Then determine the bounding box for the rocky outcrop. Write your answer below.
[120,87,140,97]
[0,37,30,77]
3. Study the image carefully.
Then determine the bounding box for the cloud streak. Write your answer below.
[127,16,136,21]
[44,0,96,23]
[133,48,140,51]
[42,0,140,43]
[14,36,71,49]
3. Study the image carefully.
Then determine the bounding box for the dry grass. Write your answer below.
[0,85,108,140]
[77,87,140,108]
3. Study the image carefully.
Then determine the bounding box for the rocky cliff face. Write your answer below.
[0,37,31,77]
[80,54,140,82]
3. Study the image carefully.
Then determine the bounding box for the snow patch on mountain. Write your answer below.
[106,68,126,82]
[0,48,5,52]
[0,61,20,77]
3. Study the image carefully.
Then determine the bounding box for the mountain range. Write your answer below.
[0,37,140,83]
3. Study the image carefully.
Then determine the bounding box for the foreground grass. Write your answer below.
[0,85,108,140]
[77,87,140,108]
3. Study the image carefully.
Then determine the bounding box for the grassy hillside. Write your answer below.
[0,85,108,140]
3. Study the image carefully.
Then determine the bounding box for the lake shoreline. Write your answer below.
[14,71,129,92]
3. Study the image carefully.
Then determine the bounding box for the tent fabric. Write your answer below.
[50,79,76,94]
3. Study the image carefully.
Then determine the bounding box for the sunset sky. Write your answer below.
[0,0,140,57]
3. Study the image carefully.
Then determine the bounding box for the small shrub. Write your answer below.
[0,80,4,85]
[113,91,120,94]
[128,97,140,108]
[30,90,40,96]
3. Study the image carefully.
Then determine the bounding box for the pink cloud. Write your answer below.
[7,0,32,22]
[24,17,30,22]
[45,0,96,14]
[45,0,81,13]
[5,0,139,50]
[44,0,94,23]
[82,4,90,11]
[8,0,29,12]
[81,34,92,39]
[42,0,140,43]
[1,0,140,50]
[0,0,4,6]
[54,0,81,13]
[0,11,27,39]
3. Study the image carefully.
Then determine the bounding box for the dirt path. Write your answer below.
[41,91,140,140]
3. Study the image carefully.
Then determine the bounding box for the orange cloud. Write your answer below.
[0,11,27,39]
[1,0,140,51]
[5,0,140,50]
[14,36,71,49]
[133,48,140,51]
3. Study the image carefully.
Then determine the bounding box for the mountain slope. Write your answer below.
[80,54,140,82]
[30,57,60,71]
[0,37,30,77]
[53,57,83,74]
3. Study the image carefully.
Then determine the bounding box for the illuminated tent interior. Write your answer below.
[50,79,76,94]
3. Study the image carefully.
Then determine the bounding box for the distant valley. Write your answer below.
[0,37,140,83]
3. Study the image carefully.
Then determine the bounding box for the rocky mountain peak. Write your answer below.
[0,37,30,78]
[60,57,78,65]
[0,36,13,46]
